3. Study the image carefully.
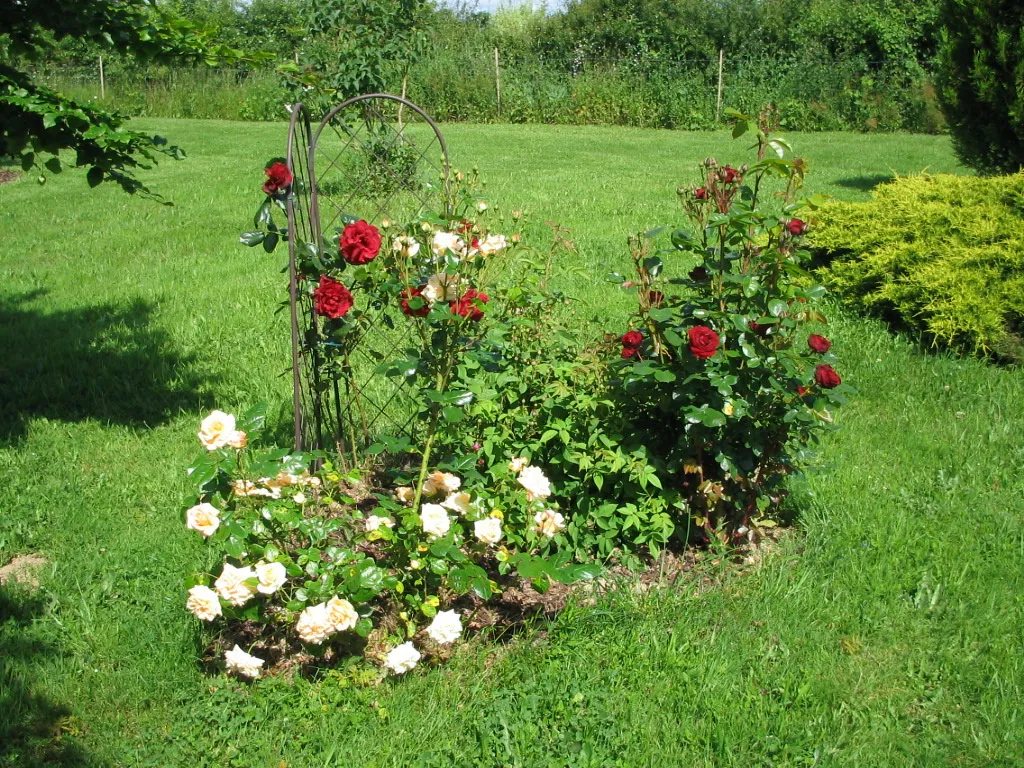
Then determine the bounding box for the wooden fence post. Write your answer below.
[494,47,502,115]
[716,49,724,123]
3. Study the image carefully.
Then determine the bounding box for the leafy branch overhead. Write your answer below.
[0,0,272,196]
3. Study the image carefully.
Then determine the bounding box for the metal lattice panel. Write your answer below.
[285,95,451,461]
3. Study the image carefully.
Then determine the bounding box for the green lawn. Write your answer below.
[2,121,1023,767]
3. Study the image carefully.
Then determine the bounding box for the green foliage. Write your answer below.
[935,0,1024,173]
[814,173,1024,361]
[0,0,269,195]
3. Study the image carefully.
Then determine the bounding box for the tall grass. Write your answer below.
[32,52,946,132]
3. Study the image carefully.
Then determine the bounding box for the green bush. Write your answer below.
[935,0,1024,173]
[814,173,1024,361]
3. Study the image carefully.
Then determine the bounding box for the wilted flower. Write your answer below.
[296,602,334,645]
[423,471,461,496]
[255,561,287,595]
[227,430,247,449]
[224,645,265,679]
[186,585,222,622]
[426,610,462,645]
[420,504,451,538]
[395,486,416,504]
[534,508,566,538]
[384,641,421,674]
[475,517,503,545]
[517,465,551,501]
[214,563,258,607]
[508,457,528,473]
[365,515,395,532]
[186,502,220,537]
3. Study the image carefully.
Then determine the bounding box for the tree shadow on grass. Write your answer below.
[0,290,219,445]
[0,586,102,767]
[833,174,894,193]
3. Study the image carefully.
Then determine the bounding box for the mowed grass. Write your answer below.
[1,120,1023,767]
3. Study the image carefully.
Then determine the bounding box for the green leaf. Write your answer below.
[44,157,62,174]
[262,232,280,253]
[441,406,464,423]
[653,368,676,383]
[239,231,265,247]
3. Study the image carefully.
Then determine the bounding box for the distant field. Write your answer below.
[3,122,1023,767]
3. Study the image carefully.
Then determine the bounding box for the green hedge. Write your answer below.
[814,173,1024,362]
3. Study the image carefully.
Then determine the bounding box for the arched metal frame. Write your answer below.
[284,94,452,456]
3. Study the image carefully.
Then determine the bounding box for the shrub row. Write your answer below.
[814,173,1024,362]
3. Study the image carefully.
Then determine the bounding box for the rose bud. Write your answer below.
[694,187,709,201]
[786,218,807,236]
[808,334,832,354]
[814,364,841,389]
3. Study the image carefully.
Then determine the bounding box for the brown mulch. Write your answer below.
[0,170,21,185]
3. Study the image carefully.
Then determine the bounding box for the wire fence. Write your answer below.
[28,50,943,132]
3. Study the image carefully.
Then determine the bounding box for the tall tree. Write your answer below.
[936,0,1024,173]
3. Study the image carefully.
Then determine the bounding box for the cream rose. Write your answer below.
[517,465,552,501]
[326,596,358,632]
[296,602,334,645]
[292,492,307,505]
[198,411,237,450]
[365,515,395,532]
[474,517,503,545]
[420,503,451,538]
[227,430,248,449]
[395,486,416,504]
[423,272,464,304]
[186,502,220,537]
[186,585,222,622]
[384,641,421,674]
[534,508,566,538]
[441,491,472,515]
[508,457,528,474]
[426,609,462,645]
[478,233,507,256]
[255,561,287,595]
[392,235,421,259]
[214,563,258,607]
[224,645,264,679]
[431,231,466,257]
[423,471,461,496]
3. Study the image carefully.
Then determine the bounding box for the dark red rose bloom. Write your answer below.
[340,220,381,265]
[694,187,709,200]
[808,334,832,354]
[400,286,430,317]
[748,320,770,336]
[722,166,740,183]
[814,364,841,389]
[621,330,643,348]
[263,162,293,196]
[471,236,481,251]
[312,275,353,319]
[797,385,810,397]
[621,345,639,359]
[648,291,664,306]
[786,218,807,236]
[688,326,720,359]
[451,288,489,321]
[689,265,709,282]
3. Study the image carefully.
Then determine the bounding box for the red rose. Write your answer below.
[808,334,832,354]
[797,385,809,397]
[689,265,709,282]
[621,330,643,348]
[722,166,740,183]
[400,286,430,317]
[814,364,841,389]
[451,288,489,321]
[312,275,353,319]
[457,219,473,234]
[694,187,709,200]
[688,326,720,359]
[340,220,381,265]
[263,161,293,196]
[648,291,664,306]
[621,345,639,359]
[786,218,807,236]
[748,320,770,336]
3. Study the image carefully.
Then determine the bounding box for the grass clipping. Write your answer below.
[813,173,1024,362]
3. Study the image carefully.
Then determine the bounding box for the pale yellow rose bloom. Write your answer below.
[186,502,220,537]
[420,503,451,538]
[534,508,566,538]
[326,596,358,632]
[224,645,264,679]
[214,563,258,607]
[426,609,462,645]
[384,641,421,674]
[441,491,472,515]
[198,410,237,450]
[474,517,503,545]
[186,585,222,622]
[255,561,287,595]
[517,465,552,501]
[296,602,334,645]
